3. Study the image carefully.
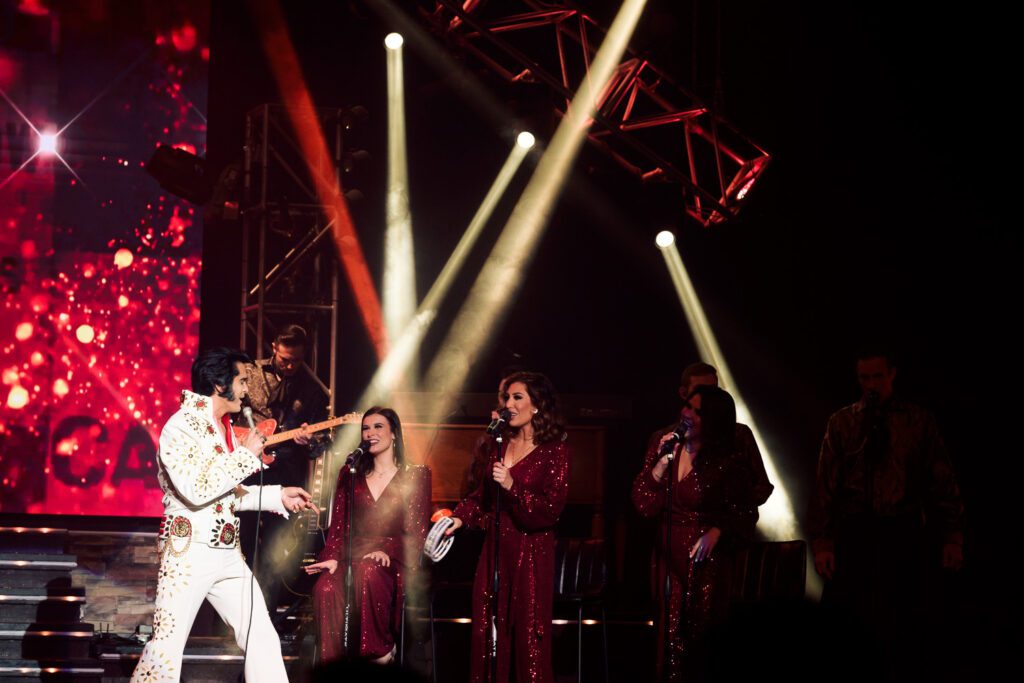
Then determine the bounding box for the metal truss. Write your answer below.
[240,104,360,415]
[429,0,770,226]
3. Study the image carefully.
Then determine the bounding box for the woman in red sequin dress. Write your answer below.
[631,385,757,682]
[305,407,431,664]
[448,372,570,683]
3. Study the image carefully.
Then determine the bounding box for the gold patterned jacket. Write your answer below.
[156,390,288,550]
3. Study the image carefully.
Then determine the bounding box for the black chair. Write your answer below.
[397,577,434,671]
[426,531,480,683]
[730,540,807,604]
[427,573,473,683]
[553,537,609,683]
[398,594,406,666]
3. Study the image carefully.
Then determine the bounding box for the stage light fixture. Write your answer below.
[516,131,535,149]
[385,33,404,50]
[144,144,212,205]
[655,230,675,248]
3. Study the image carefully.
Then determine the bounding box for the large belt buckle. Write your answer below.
[161,515,193,558]
[170,516,192,538]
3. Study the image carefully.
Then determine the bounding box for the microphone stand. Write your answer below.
[342,452,357,657]
[662,444,674,683]
[489,427,504,682]
[658,416,687,683]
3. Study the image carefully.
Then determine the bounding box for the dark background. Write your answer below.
[199,0,1018,660]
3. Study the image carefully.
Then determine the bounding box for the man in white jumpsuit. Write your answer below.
[130,347,317,682]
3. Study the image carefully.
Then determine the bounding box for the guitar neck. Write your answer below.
[265,413,361,446]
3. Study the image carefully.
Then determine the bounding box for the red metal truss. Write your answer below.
[429,0,770,227]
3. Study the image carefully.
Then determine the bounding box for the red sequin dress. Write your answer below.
[453,439,570,683]
[313,464,431,661]
[631,442,755,682]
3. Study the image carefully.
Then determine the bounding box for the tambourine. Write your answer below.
[423,509,455,563]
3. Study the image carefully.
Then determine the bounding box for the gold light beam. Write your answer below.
[657,235,797,539]
[383,32,418,386]
[421,0,650,425]
[656,231,820,595]
[359,131,536,410]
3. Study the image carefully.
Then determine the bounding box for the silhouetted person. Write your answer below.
[807,349,964,679]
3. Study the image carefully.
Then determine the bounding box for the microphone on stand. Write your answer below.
[345,440,371,468]
[486,409,512,436]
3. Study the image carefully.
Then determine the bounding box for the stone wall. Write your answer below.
[68,531,160,634]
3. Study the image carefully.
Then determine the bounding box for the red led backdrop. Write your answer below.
[1,0,210,516]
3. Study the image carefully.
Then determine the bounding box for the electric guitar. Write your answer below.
[274,418,356,597]
[287,436,333,595]
[234,411,363,600]
[232,413,362,464]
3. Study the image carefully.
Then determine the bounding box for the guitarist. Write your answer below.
[237,324,329,614]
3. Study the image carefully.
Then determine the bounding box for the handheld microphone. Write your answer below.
[241,406,263,459]
[345,440,371,468]
[660,418,692,460]
[486,409,512,436]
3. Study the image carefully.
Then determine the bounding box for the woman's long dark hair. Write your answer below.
[691,384,737,455]
[502,371,566,445]
[356,406,406,477]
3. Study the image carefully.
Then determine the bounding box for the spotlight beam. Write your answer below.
[384,33,417,381]
[251,0,388,359]
[658,242,799,545]
[365,1,523,137]
[329,137,534,465]
[422,0,650,425]
[360,138,533,408]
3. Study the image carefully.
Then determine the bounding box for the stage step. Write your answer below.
[96,636,305,682]
[0,584,86,625]
[0,554,78,568]
[0,659,103,682]
[0,548,77,593]
[0,553,79,592]
[0,529,69,555]
[0,622,94,660]
[0,526,109,682]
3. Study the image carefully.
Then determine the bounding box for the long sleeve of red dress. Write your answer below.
[454,439,570,683]
[313,464,431,661]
